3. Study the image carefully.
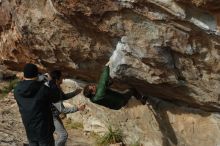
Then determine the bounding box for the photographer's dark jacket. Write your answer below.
[14,80,60,141]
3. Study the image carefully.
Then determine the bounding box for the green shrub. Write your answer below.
[0,79,19,98]
[97,126,123,146]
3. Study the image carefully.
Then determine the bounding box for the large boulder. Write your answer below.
[0,0,220,111]
[1,1,220,145]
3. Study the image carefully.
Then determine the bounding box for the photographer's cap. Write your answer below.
[23,63,38,78]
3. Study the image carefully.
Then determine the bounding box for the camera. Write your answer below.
[37,73,50,82]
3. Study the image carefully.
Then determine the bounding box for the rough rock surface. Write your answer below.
[1,0,220,145]
[0,0,220,110]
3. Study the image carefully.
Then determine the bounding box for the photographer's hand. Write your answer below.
[44,73,52,81]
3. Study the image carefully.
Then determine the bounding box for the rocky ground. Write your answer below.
[0,93,27,146]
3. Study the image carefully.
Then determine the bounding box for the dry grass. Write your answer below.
[192,0,207,6]
[130,140,142,146]
[65,119,84,130]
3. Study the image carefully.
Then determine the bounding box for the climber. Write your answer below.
[50,70,86,146]
[83,61,136,110]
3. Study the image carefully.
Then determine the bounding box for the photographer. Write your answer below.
[14,63,61,146]
[50,70,85,146]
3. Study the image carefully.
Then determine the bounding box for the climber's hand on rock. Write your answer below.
[105,60,111,66]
